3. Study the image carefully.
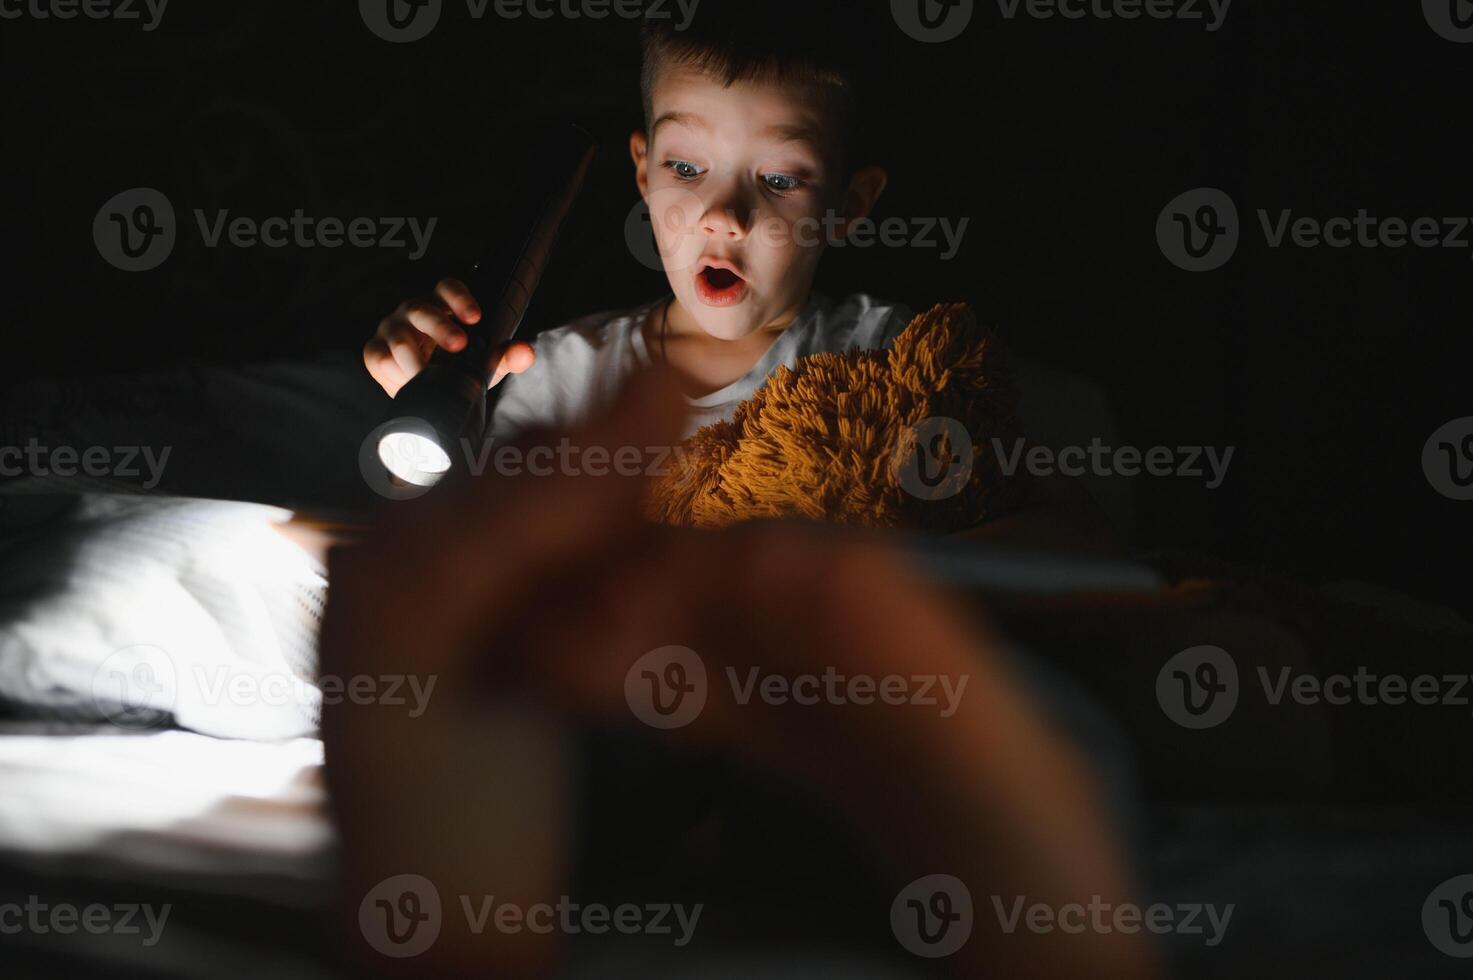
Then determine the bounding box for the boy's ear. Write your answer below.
[630,130,650,197]
[840,165,888,226]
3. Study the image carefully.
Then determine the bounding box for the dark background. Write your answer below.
[1,1,1468,613]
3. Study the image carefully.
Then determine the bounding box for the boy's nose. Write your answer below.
[700,200,751,240]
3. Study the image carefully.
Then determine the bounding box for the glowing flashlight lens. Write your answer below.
[378,431,453,487]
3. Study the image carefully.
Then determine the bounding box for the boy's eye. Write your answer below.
[665,160,706,180]
[762,173,802,192]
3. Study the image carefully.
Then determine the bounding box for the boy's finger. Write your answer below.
[489,342,536,387]
[404,302,468,352]
[385,323,428,379]
[364,338,408,396]
[436,278,482,325]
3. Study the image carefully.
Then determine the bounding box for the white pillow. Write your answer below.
[0,493,325,740]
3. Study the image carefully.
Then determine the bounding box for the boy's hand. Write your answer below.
[363,277,536,397]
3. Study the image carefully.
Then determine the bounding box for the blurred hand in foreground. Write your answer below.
[320,370,1160,979]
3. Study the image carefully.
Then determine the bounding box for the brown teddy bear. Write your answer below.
[645,303,1026,533]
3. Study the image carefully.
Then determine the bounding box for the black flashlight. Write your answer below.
[375,124,597,487]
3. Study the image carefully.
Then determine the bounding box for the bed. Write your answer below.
[2,354,1470,978]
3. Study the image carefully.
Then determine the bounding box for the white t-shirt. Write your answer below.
[490,292,914,443]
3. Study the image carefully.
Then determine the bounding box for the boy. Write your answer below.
[363,1,911,444]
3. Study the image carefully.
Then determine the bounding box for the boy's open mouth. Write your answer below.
[695,263,749,307]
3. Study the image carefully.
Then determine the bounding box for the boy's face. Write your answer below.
[633,64,849,341]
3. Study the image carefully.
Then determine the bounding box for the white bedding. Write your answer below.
[0,723,329,883]
[0,493,328,740]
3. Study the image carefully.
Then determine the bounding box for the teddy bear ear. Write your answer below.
[890,303,998,395]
